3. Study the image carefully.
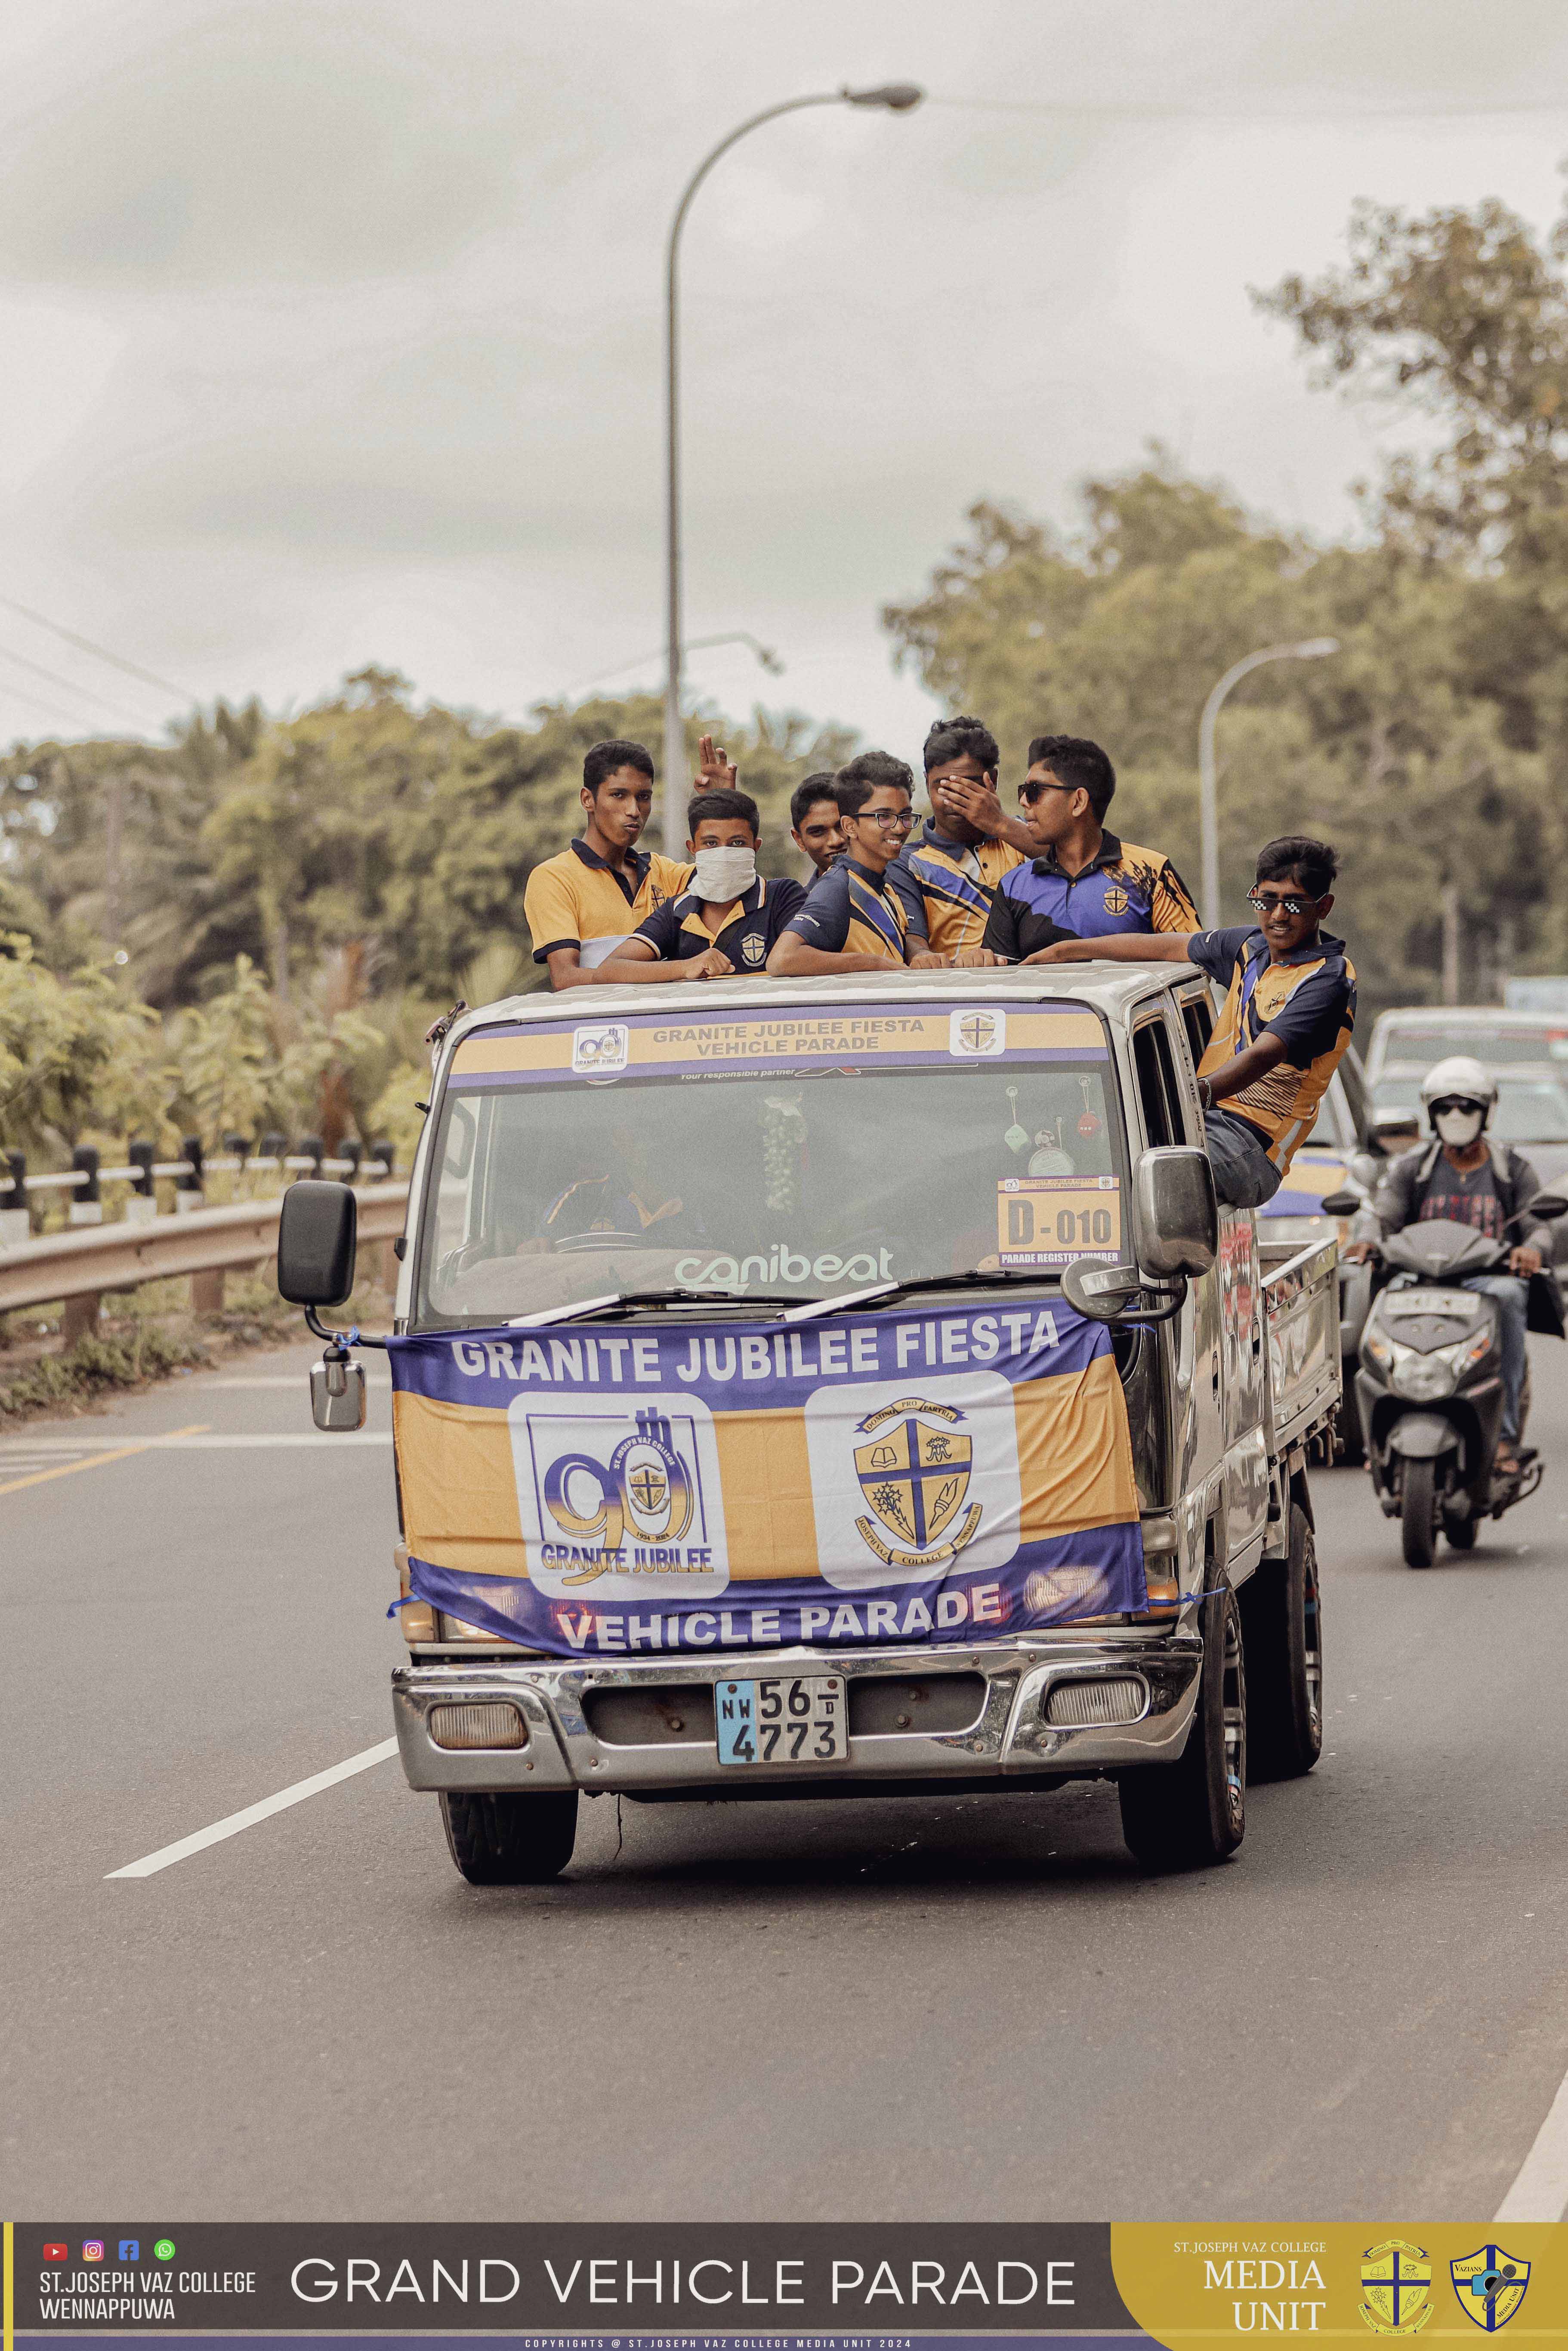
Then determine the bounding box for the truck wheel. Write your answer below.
[1119,1582,1246,1869]
[1241,1502,1323,1781]
[1401,1458,1438,1569]
[440,1790,578,1885]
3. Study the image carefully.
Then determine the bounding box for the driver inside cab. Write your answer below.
[529,1125,699,1250]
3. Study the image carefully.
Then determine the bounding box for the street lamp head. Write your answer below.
[1293,637,1340,659]
[842,81,925,111]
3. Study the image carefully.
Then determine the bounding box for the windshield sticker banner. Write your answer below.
[387,1302,1146,1655]
[995,1175,1122,1268]
[448,1001,1107,1090]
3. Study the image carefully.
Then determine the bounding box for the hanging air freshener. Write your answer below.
[1003,1084,1031,1155]
[1028,1117,1074,1176]
[1076,1074,1102,1139]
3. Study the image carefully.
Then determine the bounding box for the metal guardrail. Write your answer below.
[0,1181,411,1313]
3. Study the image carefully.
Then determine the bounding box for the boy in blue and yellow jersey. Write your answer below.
[524,739,691,990]
[888,714,1034,960]
[1029,836,1354,1209]
[768,753,922,975]
[982,734,1196,960]
[595,789,805,983]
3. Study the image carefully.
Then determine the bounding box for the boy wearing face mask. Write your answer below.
[595,789,805,982]
[1348,1056,1546,1471]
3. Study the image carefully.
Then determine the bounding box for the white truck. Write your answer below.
[278,965,1340,1882]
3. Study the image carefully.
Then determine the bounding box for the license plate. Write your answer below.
[716,1675,847,1766]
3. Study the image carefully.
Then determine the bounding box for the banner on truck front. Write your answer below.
[386,1302,1146,1657]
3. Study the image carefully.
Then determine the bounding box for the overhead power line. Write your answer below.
[0,645,154,731]
[0,595,195,704]
[929,94,1568,120]
[0,679,105,737]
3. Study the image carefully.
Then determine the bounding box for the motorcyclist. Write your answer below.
[1346,1055,1545,1473]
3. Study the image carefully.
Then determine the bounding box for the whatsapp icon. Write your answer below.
[153,2240,175,2263]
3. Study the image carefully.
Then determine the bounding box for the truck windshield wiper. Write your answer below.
[508,1287,798,1327]
[784,1267,1048,1322]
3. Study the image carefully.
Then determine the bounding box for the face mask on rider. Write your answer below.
[1435,1104,1486,1148]
[691,845,757,903]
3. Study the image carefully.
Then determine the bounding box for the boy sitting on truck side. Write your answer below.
[976,735,1197,962]
[523,739,692,990]
[1026,836,1354,1210]
[593,789,805,983]
[768,753,938,975]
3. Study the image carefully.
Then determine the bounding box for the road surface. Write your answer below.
[6,1333,1568,2221]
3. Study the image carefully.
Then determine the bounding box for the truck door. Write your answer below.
[1131,1006,1223,1509]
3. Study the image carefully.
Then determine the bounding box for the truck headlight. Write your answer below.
[1389,1345,1456,1402]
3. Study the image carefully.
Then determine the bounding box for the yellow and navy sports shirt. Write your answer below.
[524,838,691,970]
[982,830,1198,960]
[887,823,1025,957]
[778,855,910,963]
[632,873,806,972]
[1189,924,1357,1177]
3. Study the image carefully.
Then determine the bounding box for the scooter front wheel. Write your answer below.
[1401,1457,1438,1569]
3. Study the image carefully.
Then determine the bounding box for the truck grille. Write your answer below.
[581,1672,988,1746]
[1044,1677,1146,1728]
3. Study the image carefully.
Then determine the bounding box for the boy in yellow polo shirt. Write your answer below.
[523,739,691,990]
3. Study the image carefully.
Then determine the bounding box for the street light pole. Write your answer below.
[663,81,923,854]
[1198,637,1339,927]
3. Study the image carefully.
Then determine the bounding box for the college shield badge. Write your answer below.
[1450,2247,1530,2331]
[1360,2242,1433,2335]
[1102,884,1129,916]
[853,1397,984,1568]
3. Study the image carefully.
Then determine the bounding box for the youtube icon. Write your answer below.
[42,2244,67,2262]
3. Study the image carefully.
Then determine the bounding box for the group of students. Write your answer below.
[520,715,1356,1209]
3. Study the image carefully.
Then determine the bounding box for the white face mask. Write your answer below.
[1435,1105,1486,1148]
[692,845,756,903]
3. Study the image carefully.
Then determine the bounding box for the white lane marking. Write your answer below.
[0,1432,391,1453]
[105,1739,401,1878]
[1497,2065,1568,2221]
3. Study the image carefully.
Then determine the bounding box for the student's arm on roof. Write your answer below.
[1025,930,1196,966]
[766,871,904,976]
[593,903,732,984]
[524,860,607,992]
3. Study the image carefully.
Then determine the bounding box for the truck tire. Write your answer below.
[1119,1581,1246,1869]
[1401,1458,1438,1569]
[1241,1501,1323,1781]
[440,1790,578,1885]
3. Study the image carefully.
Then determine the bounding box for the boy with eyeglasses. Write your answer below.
[980,734,1196,961]
[768,753,925,974]
[1027,836,1354,1209]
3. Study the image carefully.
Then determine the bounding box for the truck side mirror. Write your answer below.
[1320,1190,1361,1217]
[1134,1146,1218,1278]
[1060,1259,1145,1321]
[278,1179,358,1306]
[1528,1190,1568,1222]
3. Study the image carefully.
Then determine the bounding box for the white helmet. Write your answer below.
[1420,1055,1497,1121]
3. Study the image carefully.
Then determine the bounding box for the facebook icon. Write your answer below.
[118,2242,139,2261]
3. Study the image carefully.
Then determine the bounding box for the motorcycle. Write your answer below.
[1326,1192,1568,1568]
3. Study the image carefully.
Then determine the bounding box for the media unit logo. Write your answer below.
[854,1396,983,1568]
[512,1390,728,1598]
[1450,2247,1530,2332]
[948,1006,1006,1057]
[1360,2241,1432,2335]
[571,1021,629,1077]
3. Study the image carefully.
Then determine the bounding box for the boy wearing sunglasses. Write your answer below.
[768,753,924,974]
[1026,835,1354,1209]
[979,734,1196,963]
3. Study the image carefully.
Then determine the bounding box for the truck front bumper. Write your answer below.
[391,1632,1202,1798]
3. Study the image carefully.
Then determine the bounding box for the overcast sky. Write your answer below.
[3,0,1568,761]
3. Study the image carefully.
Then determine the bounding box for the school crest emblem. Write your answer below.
[948,1006,1006,1057]
[853,1396,984,1567]
[741,931,767,966]
[1360,2242,1432,2335]
[1450,2247,1530,2331]
[1103,884,1129,916]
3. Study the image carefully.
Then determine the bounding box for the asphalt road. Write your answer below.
[6,1330,1568,2222]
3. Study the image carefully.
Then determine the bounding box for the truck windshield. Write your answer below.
[415,999,1129,1325]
